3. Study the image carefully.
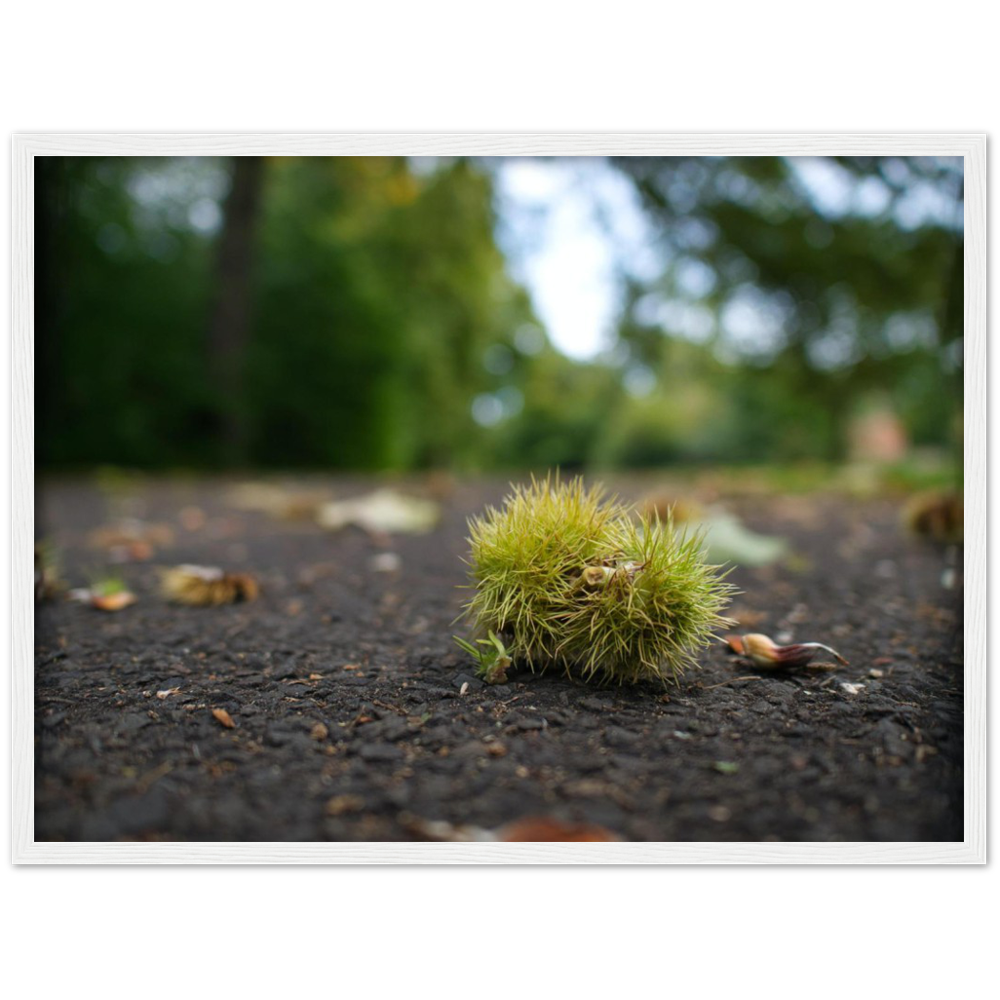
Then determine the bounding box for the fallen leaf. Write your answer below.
[713,761,740,775]
[88,520,174,560]
[227,482,327,520]
[212,708,236,728]
[326,794,364,816]
[498,817,620,842]
[91,590,138,612]
[402,814,620,842]
[162,565,259,606]
[310,722,329,741]
[156,687,181,700]
[904,490,963,544]
[316,489,439,536]
[696,509,788,567]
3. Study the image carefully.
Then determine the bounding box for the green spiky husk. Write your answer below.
[462,476,735,685]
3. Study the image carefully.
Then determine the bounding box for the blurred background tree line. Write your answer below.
[35,154,963,478]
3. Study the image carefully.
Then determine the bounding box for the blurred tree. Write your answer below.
[35,157,219,468]
[250,156,538,469]
[35,155,540,471]
[612,155,963,462]
[35,155,962,476]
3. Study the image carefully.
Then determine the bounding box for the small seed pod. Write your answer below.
[739,632,848,670]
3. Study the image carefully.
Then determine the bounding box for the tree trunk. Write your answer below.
[208,156,265,466]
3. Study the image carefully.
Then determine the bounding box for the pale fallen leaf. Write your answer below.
[696,509,788,567]
[156,687,181,700]
[316,489,439,536]
[227,482,327,520]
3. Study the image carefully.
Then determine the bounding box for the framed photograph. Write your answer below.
[13,133,986,863]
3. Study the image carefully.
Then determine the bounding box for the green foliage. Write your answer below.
[460,476,736,685]
[37,156,539,471]
[35,155,961,476]
[36,158,218,468]
[612,155,963,466]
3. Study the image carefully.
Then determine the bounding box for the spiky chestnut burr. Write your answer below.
[459,475,736,685]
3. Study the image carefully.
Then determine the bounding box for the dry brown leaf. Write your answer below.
[498,817,620,842]
[212,708,236,729]
[903,490,963,543]
[88,520,174,561]
[310,722,329,741]
[325,794,365,816]
[162,565,259,606]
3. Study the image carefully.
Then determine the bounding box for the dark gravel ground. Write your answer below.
[34,473,964,842]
